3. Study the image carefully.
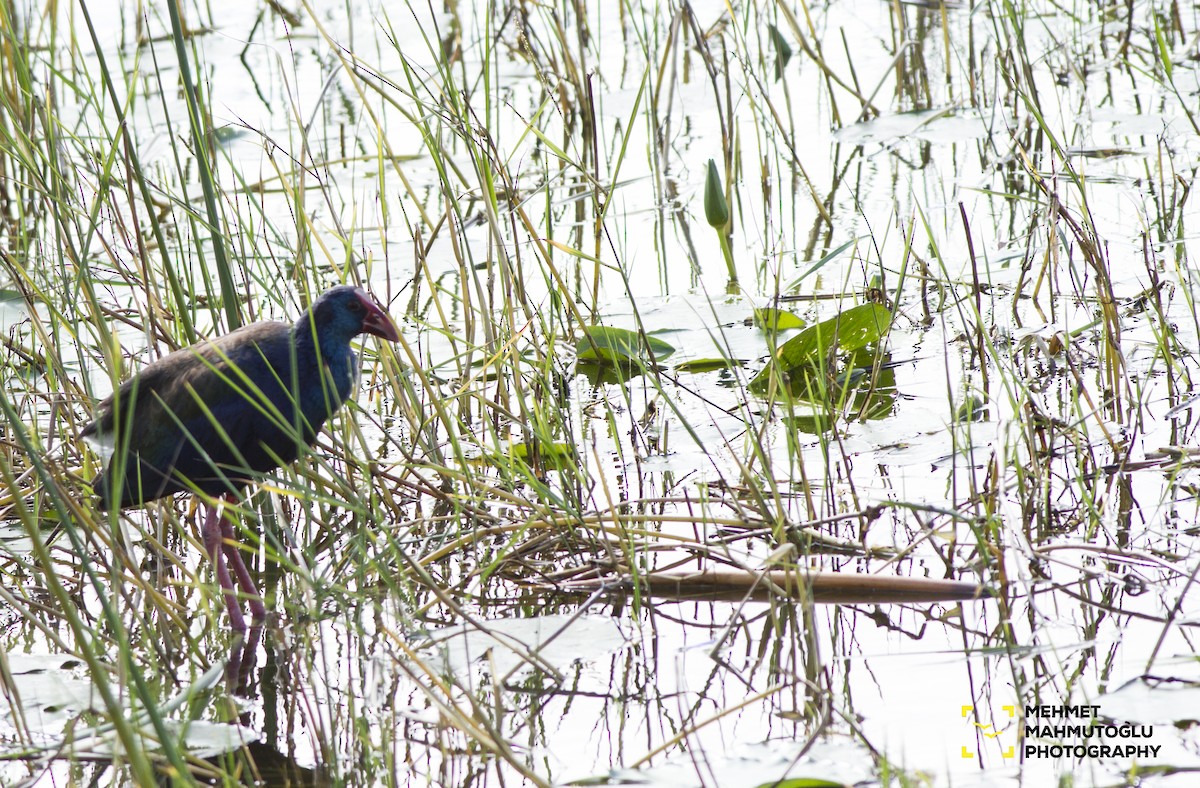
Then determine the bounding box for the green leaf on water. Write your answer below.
[775,303,891,368]
[753,307,805,331]
[507,442,576,471]
[674,357,743,373]
[783,411,836,435]
[576,325,675,365]
[956,394,988,422]
[751,303,892,389]
[210,125,248,146]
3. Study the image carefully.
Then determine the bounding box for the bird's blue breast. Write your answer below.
[297,347,358,427]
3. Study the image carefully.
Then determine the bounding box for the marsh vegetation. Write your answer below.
[1,0,1198,785]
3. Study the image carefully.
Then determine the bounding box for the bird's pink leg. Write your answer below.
[201,502,248,632]
[217,496,267,623]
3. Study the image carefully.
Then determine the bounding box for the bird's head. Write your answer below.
[306,285,401,344]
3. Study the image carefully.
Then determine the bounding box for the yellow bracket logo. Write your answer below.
[962,705,1016,758]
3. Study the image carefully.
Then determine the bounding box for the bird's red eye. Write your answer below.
[349,299,365,315]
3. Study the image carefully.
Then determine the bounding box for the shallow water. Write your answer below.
[2,0,1199,784]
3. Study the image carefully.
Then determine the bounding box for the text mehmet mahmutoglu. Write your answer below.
[1024,705,1160,759]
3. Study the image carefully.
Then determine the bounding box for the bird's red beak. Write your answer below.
[358,292,401,341]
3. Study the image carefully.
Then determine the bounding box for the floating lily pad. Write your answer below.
[75,720,258,760]
[674,357,744,373]
[0,522,35,555]
[576,326,675,365]
[422,614,628,679]
[210,125,248,146]
[751,303,892,392]
[505,441,576,471]
[0,289,29,332]
[0,652,254,760]
[577,360,644,386]
[753,307,805,331]
[783,411,836,435]
[1099,676,1200,724]
[599,738,875,787]
[0,653,100,738]
[956,394,988,422]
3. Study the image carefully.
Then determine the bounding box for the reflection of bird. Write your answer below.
[82,286,399,630]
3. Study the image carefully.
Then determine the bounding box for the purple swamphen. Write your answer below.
[82,286,400,630]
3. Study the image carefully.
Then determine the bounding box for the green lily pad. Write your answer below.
[752,303,892,390]
[506,442,576,471]
[576,325,675,365]
[210,125,248,146]
[674,357,744,373]
[753,307,806,331]
[783,412,836,435]
[956,394,988,422]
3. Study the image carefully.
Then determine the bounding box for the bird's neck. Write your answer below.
[291,317,358,405]
[292,315,328,359]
